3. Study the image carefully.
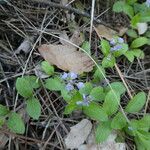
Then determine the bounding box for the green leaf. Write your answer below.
[113,1,134,18]
[93,66,106,82]
[79,82,93,95]
[0,117,5,127]
[126,29,138,38]
[7,112,25,134]
[83,102,108,122]
[131,14,141,28]
[24,76,40,89]
[126,0,137,5]
[125,92,146,113]
[41,61,54,75]
[100,39,110,56]
[136,131,150,149]
[124,51,135,62]
[61,89,72,102]
[95,121,112,143]
[135,136,146,150]
[105,82,126,95]
[64,103,78,114]
[111,112,127,129]
[81,41,91,55]
[130,37,148,48]
[113,43,129,57]
[0,104,9,116]
[125,120,138,136]
[113,1,125,12]
[90,87,105,101]
[103,90,120,116]
[128,115,150,132]
[102,55,116,68]
[64,92,82,114]
[26,98,41,120]
[45,78,64,91]
[16,77,33,98]
[140,12,150,22]
[139,115,150,131]
[132,49,144,59]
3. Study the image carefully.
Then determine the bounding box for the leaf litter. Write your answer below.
[65,119,126,150]
[38,31,94,74]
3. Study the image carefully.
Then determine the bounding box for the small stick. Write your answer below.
[31,0,109,25]
[115,63,133,99]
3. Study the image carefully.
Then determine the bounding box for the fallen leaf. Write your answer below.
[79,132,126,150]
[65,119,92,149]
[94,25,117,41]
[38,31,94,74]
[15,36,35,54]
[137,23,148,35]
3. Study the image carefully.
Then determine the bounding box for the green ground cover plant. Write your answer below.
[0,0,150,149]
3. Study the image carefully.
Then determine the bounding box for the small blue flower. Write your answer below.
[66,83,74,91]
[110,38,116,45]
[61,72,68,79]
[76,82,85,89]
[118,37,124,44]
[76,94,92,106]
[110,44,122,51]
[146,0,150,7]
[69,72,78,80]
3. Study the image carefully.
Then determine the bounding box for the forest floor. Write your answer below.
[0,0,150,150]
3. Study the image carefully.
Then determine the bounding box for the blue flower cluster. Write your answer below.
[110,37,124,51]
[61,72,93,106]
[146,0,150,7]
[61,72,84,92]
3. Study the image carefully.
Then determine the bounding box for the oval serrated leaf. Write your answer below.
[24,75,40,89]
[95,121,112,143]
[16,77,33,98]
[45,78,64,91]
[111,112,127,129]
[124,51,135,62]
[7,112,25,134]
[83,102,108,122]
[41,61,54,75]
[81,41,91,55]
[102,55,116,68]
[26,98,41,120]
[105,82,126,95]
[90,87,105,101]
[100,39,110,56]
[125,92,146,113]
[130,37,148,48]
[103,90,120,116]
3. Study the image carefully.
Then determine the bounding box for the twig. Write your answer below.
[30,0,108,25]
[115,63,133,99]
[89,0,95,46]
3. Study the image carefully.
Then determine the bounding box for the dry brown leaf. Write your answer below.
[94,25,117,41]
[65,119,92,149]
[38,32,94,74]
[78,132,126,150]
[15,36,35,54]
